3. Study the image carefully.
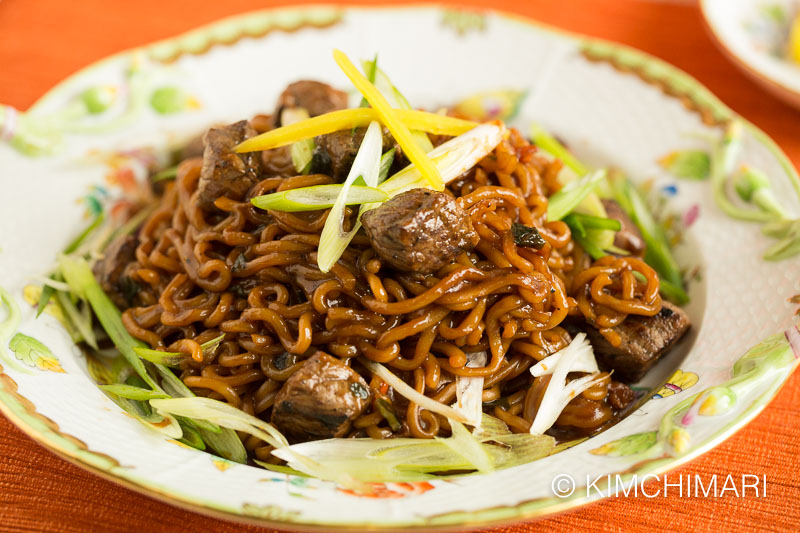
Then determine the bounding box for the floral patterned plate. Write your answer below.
[1,5,799,530]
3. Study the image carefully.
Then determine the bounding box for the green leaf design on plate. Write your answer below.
[657,326,799,456]
[590,431,658,457]
[441,9,487,36]
[241,503,301,521]
[0,285,31,374]
[8,333,65,373]
[659,149,711,180]
[453,89,527,122]
[80,86,118,114]
[150,86,200,114]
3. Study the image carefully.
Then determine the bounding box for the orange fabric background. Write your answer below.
[1,0,799,531]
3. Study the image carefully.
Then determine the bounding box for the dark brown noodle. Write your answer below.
[118,125,658,451]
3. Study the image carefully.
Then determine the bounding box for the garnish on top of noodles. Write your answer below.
[35,49,696,488]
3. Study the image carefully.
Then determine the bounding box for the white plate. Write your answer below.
[0,5,798,529]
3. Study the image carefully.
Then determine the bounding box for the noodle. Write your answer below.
[116,122,657,449]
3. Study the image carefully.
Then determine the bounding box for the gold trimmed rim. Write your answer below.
[2,3,799,530]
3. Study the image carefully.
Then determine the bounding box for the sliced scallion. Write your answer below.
[546,169,606,221]
[251,184,387,213]
[333,49,443,190]
[379,122,505,197]
[281,107,315,174]
[58,254,160,391]
[99,384,170,401]
[133,333,225,367]
[360,358,470,423]
[361,58,434,153]
[317,121,383,273]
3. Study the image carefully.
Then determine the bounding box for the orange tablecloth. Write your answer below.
[1,0,799,531]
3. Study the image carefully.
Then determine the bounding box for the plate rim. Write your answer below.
[1,3,799,530]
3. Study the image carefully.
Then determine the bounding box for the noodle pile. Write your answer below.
[117,121,659,459]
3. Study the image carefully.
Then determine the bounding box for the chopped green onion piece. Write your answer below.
[65,211,106,254]
[133,333,225,367]
[177,420,206,450]
[437,420,493,473]
[317,121,383,273]
[133,347,185,367]
[281,107,315,174]
[546,169,606,221]
[569,228,605,259]
[196,426,247,463]
[147,364,231,440]
[361,58,434,153]
[358,54,378,108]
[563,214,585,238]
[563,212,621,259]
[251,184,388,212]
[763,218,795,239]
[530,122,588,176]
[530,333,604,434]
[34,277,71,292]
[608,171,685,293]
[291,138,314,174]
[473,413,512,442]
[253,460,312,477]
[54,291,98,350]
[453,351,487,427]
[567,213,621,232]
[98,380,182,439]
[360,358,470,423]
[379,123,505,197]
[271,424,554,484]
[378,148,396,183]
[333,49,443,190]
[375,397,402,432]
[658,278,690,305]
[150,397,289,450]
[59,254,160,391]
[99,384,170,401]
[35,284,56,319]
[151,165,178,183]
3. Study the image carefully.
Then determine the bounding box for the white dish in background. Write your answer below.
[701,0,800,108]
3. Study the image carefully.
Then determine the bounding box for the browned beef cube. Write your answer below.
[274,81,348,122]
[311,127,400,182]
[92,234,139,310]
[586,301,690,382]
[601,199,645,256]
[360,188,480,274]
[197,120,262,210]
[271,353,371,442]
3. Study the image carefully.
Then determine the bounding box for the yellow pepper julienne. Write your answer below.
[235,108,477,154]
[332,49,444,190]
